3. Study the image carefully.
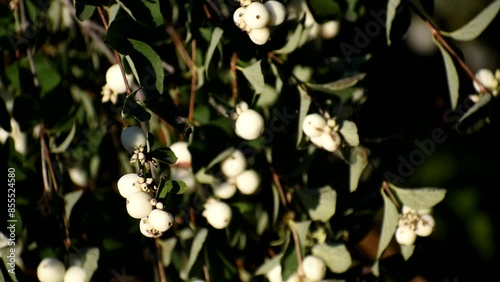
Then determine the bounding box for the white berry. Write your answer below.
[311,131,341,152]
[235,169,260,195]
[169,141,192,166]
[302,113,327,137]
[148,209,174,232]
[220,149,247,178]
[117,173,141,198]
[213,181,237,199]
[265,264,282,282]
[105,64,133,94]
[248,27,271,45]
[202,198,232,229]
[415,214,435,237]
[264,1,286,26]
[395,225,417,246]
[120,126,147,154]
[473,68,498,93]
[320,20,340,39]
[140,217,162,238]
[126,191,153,219]
[244,2,270,29]
[235,109,265,140]
[63,265,87,282]
[233,7,247,30]
[37,257,66,282]
[302,255,326,282]
[402,205,416,215]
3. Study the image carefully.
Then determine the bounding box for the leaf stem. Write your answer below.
[409,1,493,96]
[382,181,400,209]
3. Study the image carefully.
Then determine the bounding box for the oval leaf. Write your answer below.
[64,189,84,221]
[158,180,188,198]
[296,185,337,222]
[121,90,152,122]
[433,37,459,110]
[389,184,447,210]
[296,86,311,147]
[311,243,352,273]
[376,187,399,260]
[400,244,415,261]
[126,39,164,94]
[240,60,265,94]
[440,0,500,41]
[204,27,224,79]
[186,228,208,275]
[158,237,177,267]
[150,147,178,165]
[82,247,100,281]
[386,0,402,46]
[349,146,369,192]
[339,120,360,147]
[255,253,284,276]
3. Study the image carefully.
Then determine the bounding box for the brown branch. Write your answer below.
[409,1,493,96]
[166,25,195,70]
[271,169,288,208]
[155,239,167,282]
[230,52,239,107]
[188,40,197,123]
[382,181,400,209]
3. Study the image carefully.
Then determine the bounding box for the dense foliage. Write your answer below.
[1,0,500,281]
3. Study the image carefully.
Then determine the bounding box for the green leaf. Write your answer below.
[255,253,283,276]
[306,83,365,103]
[389,184,447,210]
[204,27,224,79]
[158,237,177,267]
[195,167,215,185]
[150,147,178,165]
[126,39,164,94]
[35,56,62,97]
[158,180,188,198]
[187,228,208,275]
[206,147,236,170]
[296,185,337,222]
[280,237,298,281]
[272,184,280,227]
[74,1,95,21]
[440,0,500,41]
[274,20,305,54]
[349,146,369,192]
[433,37,459,110]
[290,220,311,256]
[306,0,342,23]
[296,86,311,147]
[339,120,359,147]
[64,190,84,221]
[456,94,492,126]
[386,0,402,46]
[376,187,399,261]
[121,89,152,122]
[311,243,352,273]
[49,120,76,153]
[240,60,265,94]
[115,0,163,27]
[82,247,100,281]
[400,244,415,261]
[0,98,11,132]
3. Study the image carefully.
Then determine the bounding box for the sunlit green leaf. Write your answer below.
[275,20,305,54]
[349,146,369,192]
[296,185,337,222]
[158,180,188,198]
[74,2,95,21]
[64,189,84,221]
[158,237,177,267]
[376,187,399,261]
[205,27,224,79]
[389,184,447,210]
[339,120,359,147]
[255,253,283,276]
[312,243,352,273]
[187,228,208,275]
[290,220,311,256]
[49,121,76,153]
[82,247,100,281]
[400,244,415,261]
[115,0,163,27]
[440,0,500,41]
[296,86,311,147]
[240,60,265,94]
[386,0,402,45]
[150,147,178,165]
[433,37,459,110]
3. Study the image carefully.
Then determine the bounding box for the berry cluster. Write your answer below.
[233,101,265,140]
[471,68,500,99]
[265,254,327,282]
[37,257,86,282]
[395,206,436,246]
[302,113,342,152]
[118,126,174,238]
[233,0,286,45]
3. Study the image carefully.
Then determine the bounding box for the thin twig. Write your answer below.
[188,40,197,123]
[96,7,109,30]
[271,169,288,208]
[40,127,51,194]
[288,221,305,282]
[382,181,400,209]
[408,1,493,96]
[166,25,195,70]
[155,239,167,282]
[230,52,239,107]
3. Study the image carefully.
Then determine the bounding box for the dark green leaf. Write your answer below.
[74,2,95,21]
[126,39,165,94]
[186,228,208,275]
[433,37,459,109]
[35,56,62,97]
[158,180,188,198]
[274,19,305,54]
[115,0,163,28]
[456,94,492,131]
[121,89,152,122]
[74,0,103,6]
[296,185,337,222]
[296,86,311,147]
[306,0,342,23]
[205,27,224,79]
[386,0,402,45]
[150,147,178,165]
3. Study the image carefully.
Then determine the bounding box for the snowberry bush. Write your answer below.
[1,0,500,281]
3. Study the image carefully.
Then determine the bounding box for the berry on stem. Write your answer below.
[120,126,147,154]
[126,191,153,219]
[37,257,66,282]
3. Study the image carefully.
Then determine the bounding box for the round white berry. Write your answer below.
[302,113,327,137]
[302,255,326,282]
[126,191,153,219]
[244,2,270,29]
[148,209,174,232]
[105,64,133,94]
[320,20,340,39]
[236,101,249,114]
[37,257,66,282]
[68,167,89,187]
[235,109,265,140]
[117,173,141,198]
[140,217,162,238]
[220,150,247,178]
[120,126,147,154]
[415,214,435,237]
[395,225,417,246]
[402,205,416,215]
[213,181,237,199]
[265,264,282,282]
[235,169,260,195]
[233,7,247,28]
[169,141,192,166]
[202,198,232,229]
[473,68,498,93]
[156,202,164,210]
[63,265,87,282]
[248,27,271,45]
[311,131,341,152]
[264,1,286,26]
